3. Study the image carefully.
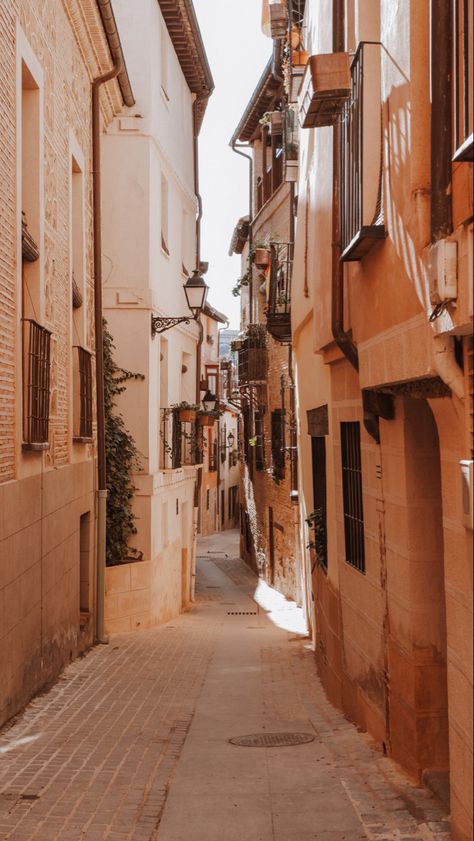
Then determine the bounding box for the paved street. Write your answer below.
[0,531,450,840]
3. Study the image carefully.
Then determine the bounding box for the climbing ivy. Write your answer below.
[103,320,144,566]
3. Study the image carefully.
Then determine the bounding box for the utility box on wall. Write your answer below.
[429,239,458,303]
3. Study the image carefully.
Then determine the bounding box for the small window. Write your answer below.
[271,408,285,482]
[206,489,210,510]
[161,173,169,255]
[255,410,265,471]
[310,436,327,570]
[340,422,365,572]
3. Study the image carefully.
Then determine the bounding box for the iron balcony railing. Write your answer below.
[238,326,267,386]
[453,0,473,161]
[160,408,202,469]
[266,242,292,343]
[23,319,51,447]
[340,42,385,261]
[74,347,93,440]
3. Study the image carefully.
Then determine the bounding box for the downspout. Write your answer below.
[92,58,122,644]
[331,0,358,373]
[193,97,206,536]
[231,140,254,320]
[429,0,464,400]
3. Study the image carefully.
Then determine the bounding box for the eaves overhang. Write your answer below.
[158,0,214,133]
[230,57,281,144]
[203,303,229,325]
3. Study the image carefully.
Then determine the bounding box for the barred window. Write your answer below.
[23,320,51,447]
[271,408,285,482]
[340,422,365,572]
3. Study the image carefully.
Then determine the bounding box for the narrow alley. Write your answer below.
[0,532,450,841]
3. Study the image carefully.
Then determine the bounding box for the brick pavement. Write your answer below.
[0,531,451,840]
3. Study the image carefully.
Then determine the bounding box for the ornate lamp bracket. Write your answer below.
[151,314,195,337]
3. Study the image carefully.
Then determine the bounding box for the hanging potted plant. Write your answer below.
[198,412,215,427]
[254,247,271,270]
[172,401,199,423]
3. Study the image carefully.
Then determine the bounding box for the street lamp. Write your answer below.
[202,390,217,413]
[151,270,209,336]
[227,431,235,448]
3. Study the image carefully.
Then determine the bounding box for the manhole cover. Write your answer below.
[229,732,314,748]
[227,611,258,616]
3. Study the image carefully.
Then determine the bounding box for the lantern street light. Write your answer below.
[202,390,217,413]
[227,431,235,448]
[151,270,209,336]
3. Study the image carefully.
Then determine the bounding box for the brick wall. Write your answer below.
[0,1,19,481]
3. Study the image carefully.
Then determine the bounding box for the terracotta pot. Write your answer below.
[198,415,215,427]
[255,248,270,269]
[179,409,197,423]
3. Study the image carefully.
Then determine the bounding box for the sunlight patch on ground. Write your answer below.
[253,579,308,635]
[0,734,41,754]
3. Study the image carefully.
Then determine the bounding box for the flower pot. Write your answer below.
[198,414,215,427]
[255,248,271,269]
[179,409,197,423]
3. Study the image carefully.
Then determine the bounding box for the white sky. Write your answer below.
[192,0,271,328]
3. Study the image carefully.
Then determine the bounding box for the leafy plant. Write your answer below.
[103,320,144,566]
[171,401,199,411]
[305,508,327,571]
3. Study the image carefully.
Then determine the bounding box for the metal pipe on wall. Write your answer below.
[231,140,254,320]
[92,58,122,645]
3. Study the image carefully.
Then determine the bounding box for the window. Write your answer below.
[340,422,365,572]
[271,408,285,482]
[206,489,210,510]
[161,173,169,255]
[255,410,265,470]
[71,153,85,345]
[340,43,385,261]
[453,0,473,161]
[257,116,284,212]
[205,365,219,396]
[21,58,41,321]
[79,512,91,613]
[73,347,93,440]
[311,437,327,570]
[23,320,51,447]
[208,438,217,472]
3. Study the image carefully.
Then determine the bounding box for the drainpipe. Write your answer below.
[231,140,254,320]
[92,58,121,645]
[429,0,464,400]
[331,0,358,372]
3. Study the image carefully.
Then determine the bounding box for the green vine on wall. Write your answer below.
[103,320,145,566]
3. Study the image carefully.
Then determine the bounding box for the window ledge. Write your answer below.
[452,133,473,163]
[73,436,93,444]
[340,225,386,262]
[22,442,50,452]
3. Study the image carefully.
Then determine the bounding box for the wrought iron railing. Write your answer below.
[74,347,93,440]
[160,408,202,469]
[266,242,292,343]
[340,43,385,261]
[238,326,267,385]
[23,319,51,445]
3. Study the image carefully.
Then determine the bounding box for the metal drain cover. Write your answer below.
[229,732,314,748]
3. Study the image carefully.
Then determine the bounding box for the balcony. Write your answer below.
[265,243,292,343]
[23,319,51,450]
[73,347,93,442]
[237,325,268,386]
[340,43,386,261]
[160,408,202,469]
[298,52,351,128]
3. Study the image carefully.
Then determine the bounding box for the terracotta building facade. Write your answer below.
[0,0,128,727]
[287,0,472,838]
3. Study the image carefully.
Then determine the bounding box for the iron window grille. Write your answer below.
[310,436,327,570]
[340,42,385,261]
[74,347,93,440]
[160,408,201,469]
[208,439,218,472]
[271,408,286,482]
[255,410,265,471]
[340,421,365,572]
[266,242,292,343]
[23,319,51,447]
[453,0,473,161]
[238,325,267,386]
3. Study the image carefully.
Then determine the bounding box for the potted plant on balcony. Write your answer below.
[172,401,199,423]
[255,247,271,270]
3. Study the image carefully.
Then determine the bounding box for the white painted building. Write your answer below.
[101,0,213,631]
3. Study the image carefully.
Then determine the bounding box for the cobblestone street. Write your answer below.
[0,532,451,840]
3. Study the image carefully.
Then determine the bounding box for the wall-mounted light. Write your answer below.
[151,270,209,336]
